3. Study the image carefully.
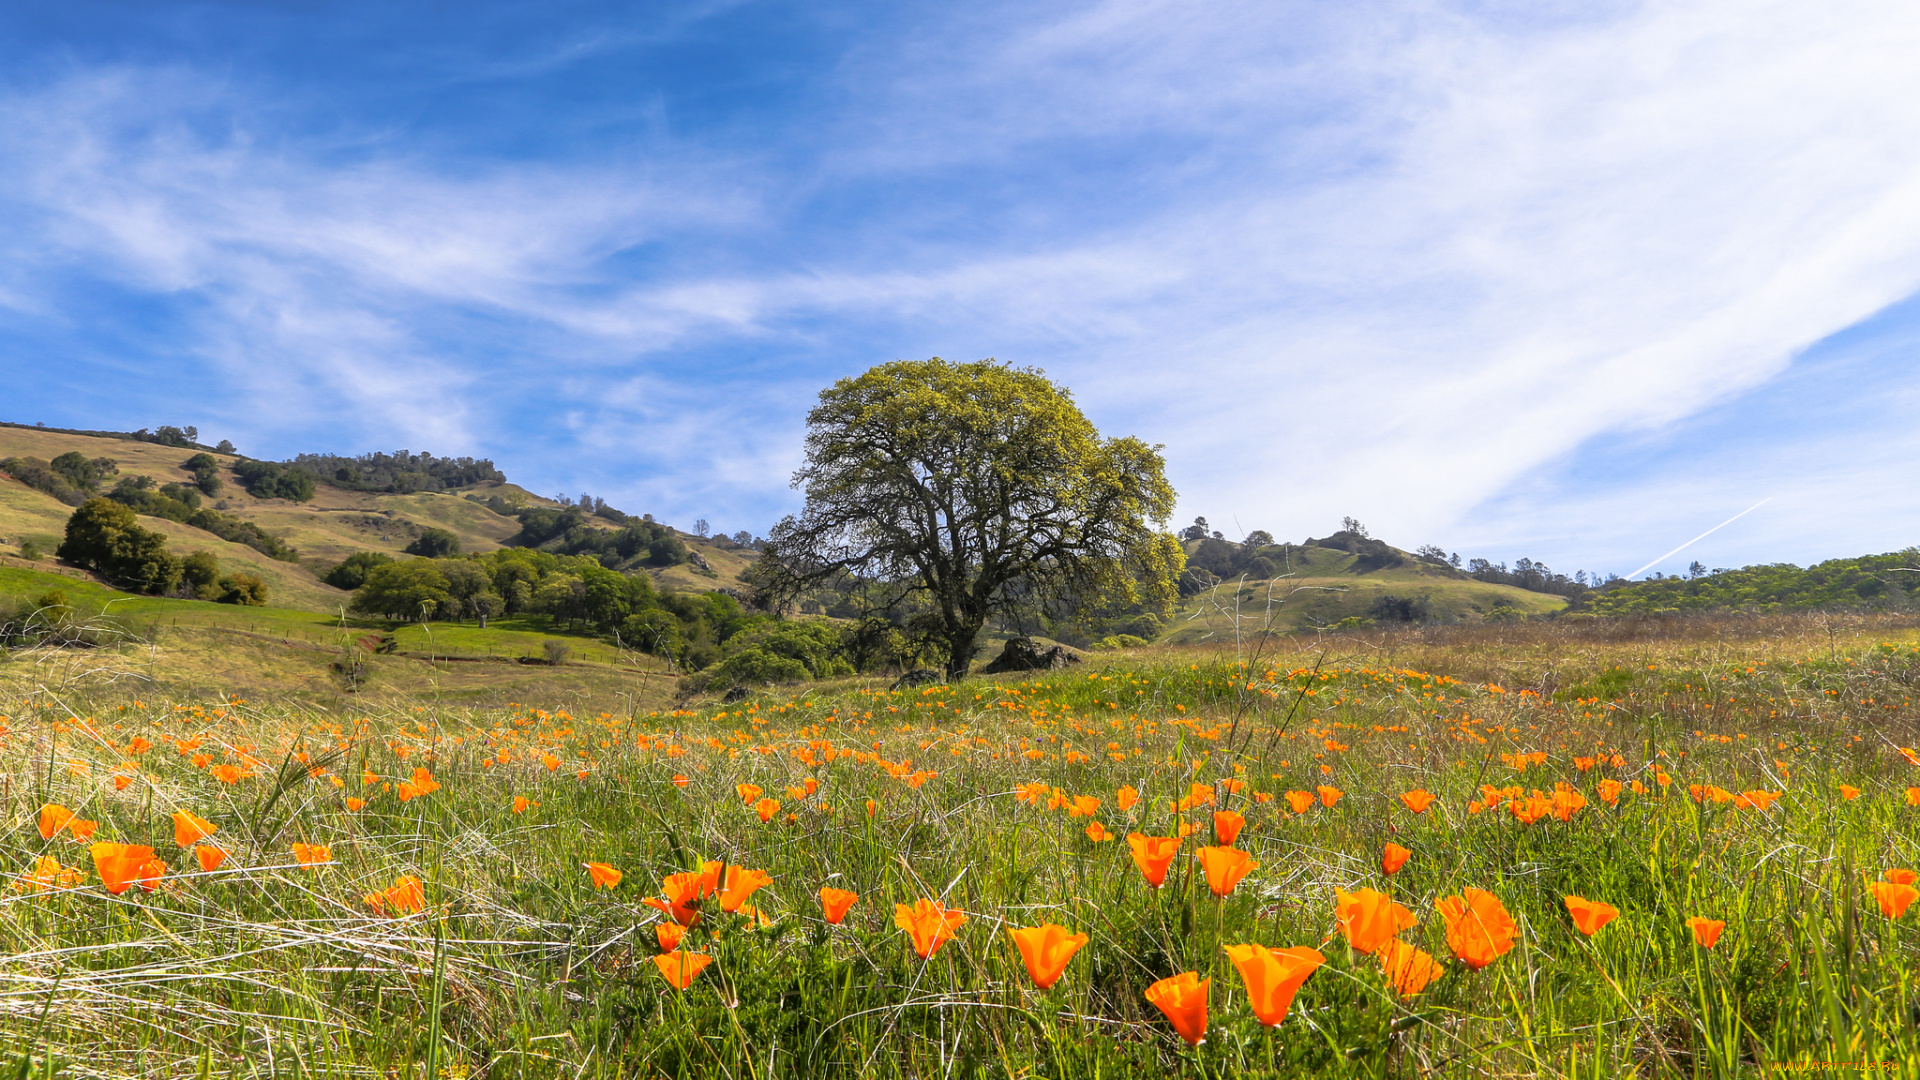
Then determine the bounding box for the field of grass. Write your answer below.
[2,611,1917,1078]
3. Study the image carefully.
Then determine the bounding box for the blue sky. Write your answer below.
[4,0,1920,580]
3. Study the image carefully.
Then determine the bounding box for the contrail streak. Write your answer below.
[1626,498,1772,580]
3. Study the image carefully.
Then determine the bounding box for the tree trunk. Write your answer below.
[943,624,980,682]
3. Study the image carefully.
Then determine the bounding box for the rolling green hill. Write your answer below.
[1161,539,1567,643]
[0,426,752,706]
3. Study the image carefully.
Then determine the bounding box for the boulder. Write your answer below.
[979,636,1082,675]
[890,668,944,691]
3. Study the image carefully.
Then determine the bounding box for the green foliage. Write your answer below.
[16,540,40,561]
[509,507,688,568]
[104,476,299,562]
[0,456,87,505]
[323,551,394,591]
[181,550,221,601]
[48,451,116,492]
[1574,549,1920,616]
[404,527,462,558]
[349,559,453,621]
[706,645,809,686]
[130,424,199,447]
[182,452,224,495]
[1095,633,1149,649]
[231,459,316,502]
[216,572,269,606]
[288,449,504,493]
[55,498,182,595]
[762,358,1182,680]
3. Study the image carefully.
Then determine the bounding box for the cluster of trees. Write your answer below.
[1410,544,1601,599]
[1570,551,1920,616]
[507,506,690,569]
[55,500,266,604]
[287,450,504,494]
[233,460,316,502]
[337,547,755,666]
[101,475,299,562]
[130,425,220,449]
[1,452,121,506]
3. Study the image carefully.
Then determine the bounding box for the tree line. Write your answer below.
[1568,551,1920,616]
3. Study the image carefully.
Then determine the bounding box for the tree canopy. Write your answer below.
[758,358,1182,680]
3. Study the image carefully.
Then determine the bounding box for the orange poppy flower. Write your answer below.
[644,862,723,925]
[1381,842,1412,876]
[819,886,859,924]
[113,775,133,791]
[37,803,74,841]
[1886,868,1918,886]
[894,898,967,959]
[90,842,156,895]
[865,799,878,817]
[172,811,217,848]
[737,783,764,805]
[1196,846,1257,897]
[194,754,214,770]
[542,753,560,771]
[14,855,83,892]
[1223,944,1323,1026]
[1436,889,1519,970]
[1839,785,1861,801]
[672,774,692,789]
[1907,787,1920,806]
[1316,785,1343,808]
[584,862,623,889]
[1334,887,1417,955]
[1117,785,1140,811]
[365,875,425,914]
[1686,916,1725,949]
[1284,791,1314,814]
[656,922,687,951]
[1399,790,1436,814]
[67,819,99,840]
[1126,834,1181,889]
[1007,923,1088,988]
[510,796,529,814]
[1084,821,1115,842]
[194,846,228,873]
[1016,781,1051,804]
[291,843,332,867]
[719,865,772,912]
[1143,971,1209,1046]
[129,737,151,754]
[1211,810,1245,846]
[653,950,714,990]
[754,798,780,823]
[135,858,167,892]
[1564,895,1619,936]
[211,764,245,784]
[1596,779,1623,806]
[1873,879,1918,919]
[1380,939,1444,996]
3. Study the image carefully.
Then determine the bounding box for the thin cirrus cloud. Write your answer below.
[0,0,1917,572]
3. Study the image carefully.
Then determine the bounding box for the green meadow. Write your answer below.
[2,611,1917,1078]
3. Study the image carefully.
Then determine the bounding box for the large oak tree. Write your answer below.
[759,358,1182,680]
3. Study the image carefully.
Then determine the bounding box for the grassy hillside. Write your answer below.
[1163,541,1566,642]
[0,427,754,614]
[0,561,680,705]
